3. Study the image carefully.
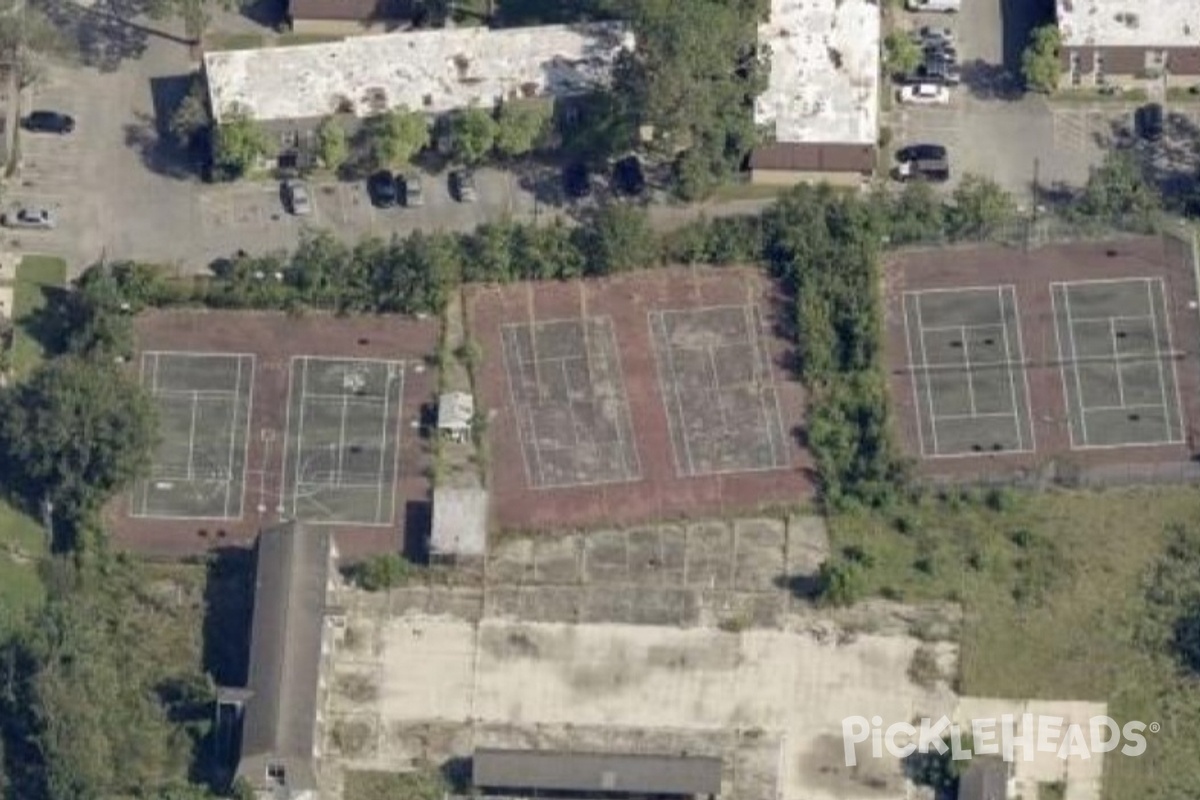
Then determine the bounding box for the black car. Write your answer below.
[367,170,400,207]
[22,110,74,134]
[563,162,592,198]
[612,155,645,196]
[449,168,477,203]
[1136,103,1164,142]
[897,143,948,163]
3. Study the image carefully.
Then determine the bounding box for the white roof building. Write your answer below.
[204,22,634,124]
[1055,0,1200,48]
[754,0,880,145]
[438,391,474,435]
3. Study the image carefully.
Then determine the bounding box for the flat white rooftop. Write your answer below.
[204,22,633,125]
[1056,0,1200,48]
[755,0,880,146]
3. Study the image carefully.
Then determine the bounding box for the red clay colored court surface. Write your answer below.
[885,234,1200,480]
[467,267,815,531]
[111,310,439,558]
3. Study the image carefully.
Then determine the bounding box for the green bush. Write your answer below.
[346,554,418,591]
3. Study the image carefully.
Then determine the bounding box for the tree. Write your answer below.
[0,357,156,526]
[213,109,270,179]
[0,0,69,87]
[576,204,659,274]
[815,560,866,608]
[1021,24,1061,93]
[494,99,553,159]
[883,31,922,78]
[946,173,1017,240]
[1077,151,1161,225]
[315,116,349,170]
[611,0,766,191]
[365,108,430,168]
[450,107,499,164]
[168,74,211,150]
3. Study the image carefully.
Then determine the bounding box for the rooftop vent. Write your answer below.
[453,53,471,79]
[362,87,388,113]
[1114,11,1139,28]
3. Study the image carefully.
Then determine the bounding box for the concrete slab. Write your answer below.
[370,618,956,800]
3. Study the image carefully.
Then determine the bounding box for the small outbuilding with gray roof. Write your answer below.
[472,748,724,798]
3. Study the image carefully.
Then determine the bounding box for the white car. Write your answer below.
[1,207,55,229]
[899,84,951,105]
[906,0,960,12]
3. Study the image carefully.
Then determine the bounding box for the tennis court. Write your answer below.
[902,286,1036,458]
[501,316,641,489]
[280,356,406,525]
[649,305,790,476]
[1051,277,1185,449]
[131,351,254,519]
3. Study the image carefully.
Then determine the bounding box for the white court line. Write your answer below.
[902,293,927,457]
[912,295,942,456]
[905,284,1016,296]
[1070,313,1155,327]
[1152,280,1190,448]
[754,304,790,470]
[933,411,1018,421]
[1150,278,1187,444]
[279,356,298,516]
[997,286,1024,451]
[235,355,256,520]
[382,363,405,525]
[290,357,311,516]
[1110,318,1127,408]
[602,317,642,480]
[1060,284,1092,445]
[186,391,199,482]
[921,322,1007,335]
[1050,284,1076,449]
[961,325,978,416]
[154,388,240,400]
[1078,402,1166,414]
[221,356,243,518]
[1009,286,1038,454]
[745,303,785,469]
[296,480,396,491]
[1143,278,1172,442]
[373,367,394,525]
[649,310,696,477]
[500,329,539,488]
[297,391,391,405]
[336,391,349,488]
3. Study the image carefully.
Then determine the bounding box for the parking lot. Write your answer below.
[889,0,1102,199]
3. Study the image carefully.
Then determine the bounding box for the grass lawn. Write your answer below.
[829,486,1200,799]
[10,254,67,376]
[343,769,449,800]
[0,498,45,633]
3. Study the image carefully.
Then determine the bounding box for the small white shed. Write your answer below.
[437,391,474,443]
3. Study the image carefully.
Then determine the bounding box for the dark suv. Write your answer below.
[1136,103,1164,142]
[22,110,74,134]
[897,143,948,163]
[367,170,400,207]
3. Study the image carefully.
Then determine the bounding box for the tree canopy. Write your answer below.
[1021,24,1061,94]
[0,357,156,530]
[316,116,349,170]
[494,100,553,159]
[213,110,270,179]
[365,108,430,168]
[450,107,500,165]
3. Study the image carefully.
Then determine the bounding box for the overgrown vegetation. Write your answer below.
[344,553,421,591]
[1021,24,1061,94]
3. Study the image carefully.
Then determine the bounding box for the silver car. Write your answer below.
[2,207,55,229]
[282,179,313,216]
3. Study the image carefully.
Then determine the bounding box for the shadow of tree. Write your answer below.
[959,59,1023,102]
[35,0,191,71]
[1098,111,1200,207]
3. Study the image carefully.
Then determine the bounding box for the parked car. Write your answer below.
[897,143,948,163]
[22,110,74,134]
[449,169,477,203]
[282,179,312,216]
[899,84,951,105]
[2,207,55,229]
[919,59,962,86]
[915,26,955,45]
[1135,103,1164,142]
[906,0,960,12]
[401,174,425,207]
[367,170,400,207]
[924,42,958,61]
[896,157,950,183]
[612,155,645,196]
[563,162,592,199]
